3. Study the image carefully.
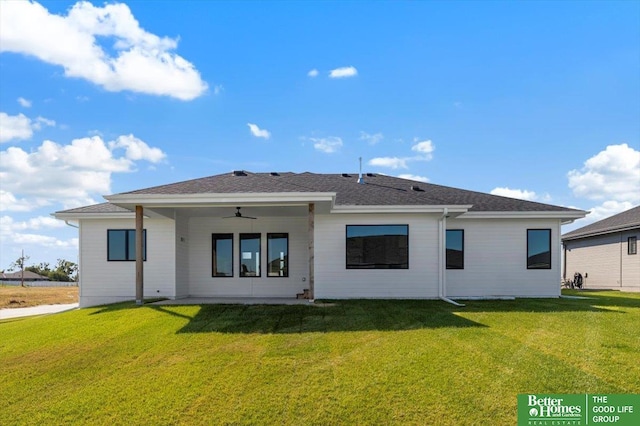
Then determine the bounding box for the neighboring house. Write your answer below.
[55,171,586,307]
[562,206,640,292]
[0,271,50,282]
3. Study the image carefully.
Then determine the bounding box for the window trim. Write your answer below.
[345,224,409,270]
[526,228,552,270]
[239,233,262,278]
[212,233,234,277]
[267,233,289,278]
[446,229,464,270]
[107,229,147,262]
[629,236,638,255]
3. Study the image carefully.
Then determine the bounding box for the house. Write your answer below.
[0,271,50,282]
[562,206,640,292]
[54,171,586,307]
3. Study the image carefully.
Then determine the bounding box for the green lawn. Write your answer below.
[1,290,639,425]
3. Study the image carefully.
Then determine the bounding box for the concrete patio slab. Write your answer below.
[0,303,79,320]
[151,297,313,306]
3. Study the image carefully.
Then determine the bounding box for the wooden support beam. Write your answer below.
[308,203,315,300]
[135,205,144,305]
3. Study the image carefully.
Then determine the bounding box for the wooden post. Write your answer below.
[308,203,315,300]
[135,205,144,305]
[20,249,25,288]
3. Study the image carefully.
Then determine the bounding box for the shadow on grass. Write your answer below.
[166,300,486,334]
[85,291,640,334]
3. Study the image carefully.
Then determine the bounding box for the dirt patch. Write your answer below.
[0,286,78,308]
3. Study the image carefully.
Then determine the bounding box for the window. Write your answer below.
[446,230,464,269]
[527,229,551,269]
[212,234,233,277]
[267,233,288,277]
[629,236,638,255]
[346,225,409,269]
[240,233,261,277]
[107,229,146,261]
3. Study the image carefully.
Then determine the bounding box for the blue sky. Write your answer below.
[1,0,639,269]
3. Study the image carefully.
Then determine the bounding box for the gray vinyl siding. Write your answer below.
[445,218,562,298]
[564,230,640,291]
[187,216,307,297]
[314,213,440,299]
[78,218,176,307]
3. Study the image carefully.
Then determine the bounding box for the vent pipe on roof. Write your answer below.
[357,157,364,184]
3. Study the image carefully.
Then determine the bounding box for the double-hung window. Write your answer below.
[527,229,551,269]
[346,225,409,269]
[107,229,146,261]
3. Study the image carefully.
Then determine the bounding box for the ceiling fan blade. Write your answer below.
[222,207,258,219]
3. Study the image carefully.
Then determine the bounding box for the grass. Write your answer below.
[1,290,638,425]
[0,285,78,308]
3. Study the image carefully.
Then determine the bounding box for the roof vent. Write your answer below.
[270,172,280,176]
[411,185,424,192]
[232,170,247,177]
[341,173,351,178]
[366,173,376,177]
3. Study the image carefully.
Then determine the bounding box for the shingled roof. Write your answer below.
[106,171,578,212]
[562,205,640,240]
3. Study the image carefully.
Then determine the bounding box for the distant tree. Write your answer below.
[9,253,30,272]
[51,259,78,282]
[8,251,30,287]
[26,262,51,277]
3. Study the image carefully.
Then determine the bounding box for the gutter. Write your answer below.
[438,207,465,307]
[64,220,79,229]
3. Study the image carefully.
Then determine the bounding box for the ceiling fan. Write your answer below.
[223,207,257,220]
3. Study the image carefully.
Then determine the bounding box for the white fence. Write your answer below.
[0,281,78,287]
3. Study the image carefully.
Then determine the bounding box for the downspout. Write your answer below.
[438,208,465,307]
[65,220,79,229]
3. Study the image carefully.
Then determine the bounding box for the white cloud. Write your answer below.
[17,97,32,108]
[0,215,77,253]
[586,200,635,223]
[398,174,429,183]
[1,215,65,233]
[490,187,538,201]
[329,66,358,78]
[0,1,207,100]
[0,113,32,142]
[0,134,166,210]
[0,190,50,212]
[13,233,78,248]
[564,200,635,233]
[247,123,271,139]
[411,139,435,157]
[307,69,319,78]
[369,139,436,169]
[311,136,343,153]
[213,85,224,95]
[369,157,408,169]
[359,131,383,145]
[568,143,640,203]
[108,134,166,162]
[0,112,55,143]
[33,116,56,129]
